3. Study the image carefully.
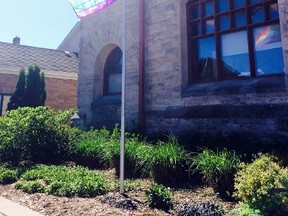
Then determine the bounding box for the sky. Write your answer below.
[0,0,79,49]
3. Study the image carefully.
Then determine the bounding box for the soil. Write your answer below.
[0,169,237,216]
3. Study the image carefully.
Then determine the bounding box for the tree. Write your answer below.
[7,66,46,111]
[7,69,26,110]
[25,66,46,107]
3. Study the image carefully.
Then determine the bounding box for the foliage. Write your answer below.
[25,66,46,107]
[191,148,240,199]
[145,184,173,211]
[234,154,288,215]
[112,133,148,178]
[15,180,46,194]
[0,106,78,164]
[0,166,18,184]
[7,66,46,111]
[233,202,263,216]
[70,128,111,168]
[111,179,142,193]
[146,136,191,185]
[17,165,110,197]
[97,126,121,167]
[7,69,26,110]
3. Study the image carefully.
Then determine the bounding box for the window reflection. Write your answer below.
[251,6,265,23]
[204,1,214,16]
[254,24,284,75]
[218,0,229,13]
[221,31,250,78]
[233,0,245,8]
[196,37,217,81]
[269,3,279,20]
[104,47,122,94]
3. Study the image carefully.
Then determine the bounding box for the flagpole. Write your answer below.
[120,0,126,194]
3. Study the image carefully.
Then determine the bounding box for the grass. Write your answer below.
[190,148,241,199]
[147,136,191,185]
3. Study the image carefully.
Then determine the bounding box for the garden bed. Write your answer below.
[0,168,236,216]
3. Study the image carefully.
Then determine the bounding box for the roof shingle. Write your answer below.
[0,42,78,73]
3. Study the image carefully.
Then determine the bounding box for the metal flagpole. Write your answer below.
[120,0,126,194]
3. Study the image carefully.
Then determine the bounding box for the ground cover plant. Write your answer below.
[0,166,18,184]
[191,148,241,199]
[15,165,109,197]
[145,184,173,211]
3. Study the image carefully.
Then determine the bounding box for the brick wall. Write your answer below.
[0,72,77,111]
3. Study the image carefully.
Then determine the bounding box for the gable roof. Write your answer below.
[0,41,78,73]
[58,22,80,53]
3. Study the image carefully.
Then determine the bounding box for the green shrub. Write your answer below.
[234,154,288,215]
[145,184,173,211]
[191,148,240,199]
[97,126,121,167]
[112,134,148,178]
[17,165,110,197]
[0,167,18,184]
[15,180,46,194]
[0,106,78,164]
[232,202,263,216]
[70,128,110,168]
[111,179,142,192]
[147,136,191,185]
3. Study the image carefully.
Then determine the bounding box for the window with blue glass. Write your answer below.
[187,0,284,83]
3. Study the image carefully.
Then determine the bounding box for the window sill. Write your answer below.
[91,95,121,107]
[182,75,286,97]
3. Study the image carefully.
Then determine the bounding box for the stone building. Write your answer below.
[0,37,78,115]
[78,0,288,143]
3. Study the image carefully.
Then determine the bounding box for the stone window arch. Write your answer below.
[103,46,122,95]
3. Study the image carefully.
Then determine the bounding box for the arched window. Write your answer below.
[186,0,284,83]
[103,47,122,95]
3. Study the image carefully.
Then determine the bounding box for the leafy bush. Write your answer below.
[0,166,18,184]
[146,136,191,185]
[112,134,149,178]
[234,154,288,215]
[110,179,142,193]
[191,148,240,199]
[96,126,121,167]
[232,202,263,216]
[145,184,173,211]
[17,165,110,197]
[70,128,110,168]
[15,180,46,194]
[0,106,79,164]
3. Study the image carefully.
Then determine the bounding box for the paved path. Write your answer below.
[0,197,43,216]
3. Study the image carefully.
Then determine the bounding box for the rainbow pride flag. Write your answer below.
[69,0,116,18]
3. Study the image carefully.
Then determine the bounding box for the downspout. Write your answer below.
[139,0,146,132]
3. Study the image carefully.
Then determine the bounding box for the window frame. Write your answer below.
[186,0,283,84]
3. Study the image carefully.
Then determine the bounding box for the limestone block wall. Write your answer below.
[78,0,140,129]
[79,0,288,143]
[143,0,288,143]
[279,0,288,70]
